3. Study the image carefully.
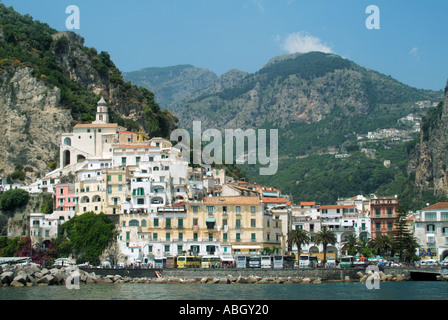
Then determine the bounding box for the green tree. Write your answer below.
[314,226,336,264]
[341,234,360,256]
[55,211,117,264]
[370,235,393,258]
[287,228,310,259]
[0,189,30,212]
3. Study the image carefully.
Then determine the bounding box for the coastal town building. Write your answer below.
[414,202,448,261]
[370,197,400,238]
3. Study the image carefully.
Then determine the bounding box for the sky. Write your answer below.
[3,0,448,91]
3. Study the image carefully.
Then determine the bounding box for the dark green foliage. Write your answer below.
[56,211,116,264]
[40,193,53,215]
[0,4,176,138]
[0,188,30,212]
[258,52,352,81]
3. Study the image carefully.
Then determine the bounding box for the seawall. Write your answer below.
[81,267,418,281]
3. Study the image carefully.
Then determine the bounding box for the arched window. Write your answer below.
[63,137,71,146]
[129,219,139,227]
[141,220,147,227]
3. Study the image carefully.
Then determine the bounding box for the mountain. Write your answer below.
[169,52,439,156]
[0,4,177,182]
[163,52,442,207]
[123,64,217,108]
[408,81,448,201]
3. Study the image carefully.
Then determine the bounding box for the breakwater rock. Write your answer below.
[0,264,414,287]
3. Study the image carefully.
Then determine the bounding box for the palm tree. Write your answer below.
[341,234,359,256]
[314,226,336,264]
[287,229,310,259]
[370,235,393,258]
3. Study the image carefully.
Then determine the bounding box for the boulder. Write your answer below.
[37,274,57,285]
[246,276,259,283]
[10,280,25,287]
[12,275,27,286]
[302,277,311,283]
[1,271,15,285]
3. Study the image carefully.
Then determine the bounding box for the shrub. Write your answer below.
[0,188,30,212]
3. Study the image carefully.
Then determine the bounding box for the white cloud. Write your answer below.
[281,32,333,54]
[409,47,420,60]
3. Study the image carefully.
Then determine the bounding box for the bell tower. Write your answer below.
[93,96,109,124]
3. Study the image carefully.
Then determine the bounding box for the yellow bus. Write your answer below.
[177,255,201,268]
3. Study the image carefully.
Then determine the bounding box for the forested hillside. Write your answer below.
[0,4,177,180]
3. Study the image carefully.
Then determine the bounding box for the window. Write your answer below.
[129,220,139,227]
[236,219,241,229]
[425,212,437,221]
[387,209,393,217]
[118,175,122,182]
[152,233,157,240]
[388,223,393,231]
[178,219,183,228]
[166,218,171,229]
[236,233,241,242]
[154,218,159,227]
[192,206,199,213]
[376,223,381,231]
[251,233,256,242]
[223,206,227,214]
[223,233,228,242]
[207,206,214,215]
[441,212,448,221]
[236,206,241,214]
[166,233,170,241]
[251,206,256,213]
[178,232,183,241]
[426,224,435,233]
[376,209,381,217]
[251,219,256,228]
[193,233,198,241]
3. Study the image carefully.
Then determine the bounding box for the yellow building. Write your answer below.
[117,196,285,264]
[102,168,129,215]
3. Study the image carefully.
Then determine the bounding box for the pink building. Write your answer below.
[54,183,76,212]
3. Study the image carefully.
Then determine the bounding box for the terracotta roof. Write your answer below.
[261,197,287,203]
[423,202,448,210]
[203,196,261,205]
[300,202,316,206]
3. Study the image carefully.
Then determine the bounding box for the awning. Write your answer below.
[232,245,261,249]
[205,218,216,223]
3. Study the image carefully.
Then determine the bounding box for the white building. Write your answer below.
[29,213,62,246]
[414,202,448,261]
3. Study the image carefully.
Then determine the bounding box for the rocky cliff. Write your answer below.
[0,66,72,180]
[408,81,448,198]
[0,5,177,182]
